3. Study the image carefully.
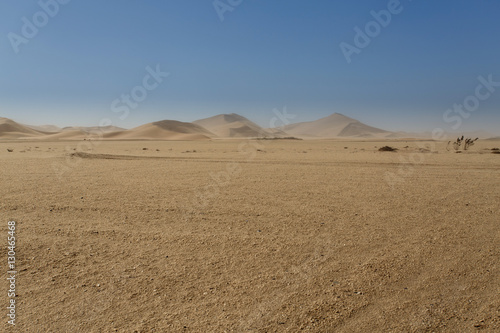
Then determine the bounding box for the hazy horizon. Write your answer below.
[1,1,499,135]
[2,111,499,137]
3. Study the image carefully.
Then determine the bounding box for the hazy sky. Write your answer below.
[1,0,499,134]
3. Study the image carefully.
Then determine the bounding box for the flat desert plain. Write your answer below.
[1,139,499,332]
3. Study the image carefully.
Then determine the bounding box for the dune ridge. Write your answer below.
[282,113,390,138]
[23,124,62,133]
[2,113,496,141]
[104,120,215,141]
[0,118,48,138]
[62,126,125,133]
[193,113,271,138]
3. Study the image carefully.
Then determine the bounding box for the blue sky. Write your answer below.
[1,0,499,134]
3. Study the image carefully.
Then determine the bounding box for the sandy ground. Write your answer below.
[0,139,499,332]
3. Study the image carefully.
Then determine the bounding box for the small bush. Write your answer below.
[378,146,397,152]
[447,136,478,151]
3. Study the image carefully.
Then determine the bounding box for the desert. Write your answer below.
[3,1,500,332]
[1,113,499,331]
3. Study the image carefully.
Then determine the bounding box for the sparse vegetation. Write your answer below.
[2,140,499,332]
[463,137,478,150]
[447,136,478,151]
[378,146,397,152]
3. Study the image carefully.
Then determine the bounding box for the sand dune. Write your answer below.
[23,124,62,133]
[338,121,389,137]
[0,117,48,138]
[282,113,391,138]
[62,126,125,133]
[264,127,292,137]
[106,120,215,140]
[35,129,95,141]
[2,115,498,141]
[2,118,214,141]
[33,127,126,141]
[194,113,271,138]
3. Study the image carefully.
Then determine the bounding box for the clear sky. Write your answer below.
[1,0,499,134]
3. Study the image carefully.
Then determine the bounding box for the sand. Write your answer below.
[282,113,391,138]
[62,126,126,133]
[22,124,62,133]
[0,118,47,139]
[2,116,495,142]
[104,120,215,141]
[193,114,271,138]
[0,119,215,141]
[1,138,499,332]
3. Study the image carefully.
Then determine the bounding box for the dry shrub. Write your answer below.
[378,146,397,152]
[447,136,478,151]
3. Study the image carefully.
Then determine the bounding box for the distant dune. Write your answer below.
[62,126,125,133]
[36,130,94,141]
[0,118,48,138]
[1,114,496,141]
[194,113,271,138]
[1,117,214,141]
[23,124,62,133]
[264,127,291,138]
[445,131,493,140]
[31,126,126,141]
[105,120,215,140]
[283,113,391,138]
